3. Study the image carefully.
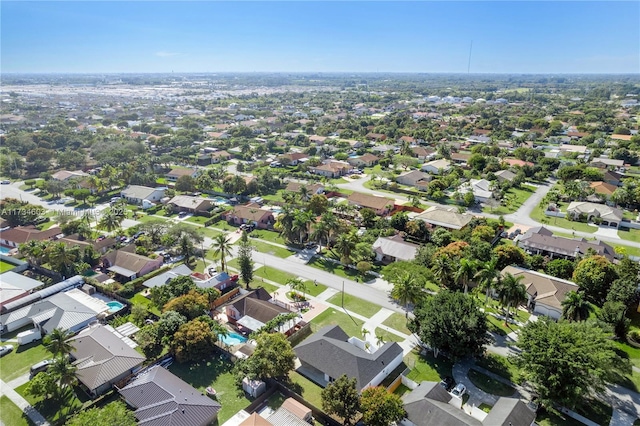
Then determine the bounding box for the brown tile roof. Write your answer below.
[0,226,62,245]
[103,250,160,275]
[348,192,394,210]
[225,203,274,222]
[502,266,579,311]
[611,134,632,141]
[166,168,197,178]
[590,181,617,196]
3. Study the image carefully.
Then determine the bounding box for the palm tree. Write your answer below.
[298,186,310,202]
[311,220,330,252]
[19,240,48,266]
[432,255,454,289]
[497,273,527,326]
[44,328,75,358]
[49,356,77,395]
[561,291,591,322]
[211,234,232,273]
[46,242,77,278]
[455,258,479,294]
[376,334,386,347]
[98,209,123,233]
[179,233,195,265]
[211,321,230,345]
[292,210,313,244]
[274,205,296,243]
[390,273,424,317]
[361,328,370,341]
[474,257,500,305]
[286,278,306,303]
[334,232,357,265]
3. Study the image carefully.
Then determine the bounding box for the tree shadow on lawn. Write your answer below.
[169,355,232,390]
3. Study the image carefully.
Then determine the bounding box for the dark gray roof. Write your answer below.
[403,381,482,426]
[231,287,272,313]
[143,264,193,289]
[519,226,615,260]
[294,325,403,390]
[482,398,535,426]
[119,366,220,426]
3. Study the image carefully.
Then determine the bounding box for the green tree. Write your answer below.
[431,255,455,289]
[321,375,360,426]
[237,230,254,288]
[496,273,527,325]
[474,257,500,305]
[515,318,630,408]
[49,356,78,392]
[175,175,196,192]
[157,311,188,346]
[455,258,479,294]
[430,228,452,247]
[561,291,591,322]
[66,401,137,426]
[136,323,163,358]
[597,301,630,339]
[211,234,233,273]
[545,258,574,280]
[26,371,58,400]
[410,291,489,359]
[390,272,425,317]
[572,255,618,306]
[172,318,218,362]
[130,304,149,327]
[246,332,296,380]
[44,328,75,358]
[151,275,196,308]
[163,290,209,320]
[360,386,406,426]
[98,208,124,232]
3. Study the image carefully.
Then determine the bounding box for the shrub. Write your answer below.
[117,282,136,298]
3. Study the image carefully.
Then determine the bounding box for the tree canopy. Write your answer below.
[321,375,360,426]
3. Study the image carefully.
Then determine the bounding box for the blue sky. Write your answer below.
[2,1,639,74]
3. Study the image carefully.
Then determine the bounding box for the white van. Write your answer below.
[17,329,42,346]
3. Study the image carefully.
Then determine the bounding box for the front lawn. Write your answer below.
[374,327,404,342]
[574,398,612,426]
[0,395,34,426]
[0,342,51,382]
[169,356,251,424]
[614,340,640,368]
[404,349,453,383]
[467,368,515,397]
[310,308,364,338]
[15,384,88,425]
[326,293,381,318]
[530,201,597,233]
[482,185,536,215]
[618,228,640,243]
[302,280,328,297]
[536,408,584,426]
[253,265,298,285]
[307,257,375,282]
[250,229,286,245]
[382,312,412,335]
[475,353,521,384]
[246,240,295,258]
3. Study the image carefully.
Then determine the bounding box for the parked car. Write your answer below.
[440,376,455,391]
[0,180,10,185]
[0,345,13,357]
[178,211,188,218]
[30,359,54,377]
[451,383,466,397]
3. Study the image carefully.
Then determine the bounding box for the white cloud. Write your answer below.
[155,51,179,57]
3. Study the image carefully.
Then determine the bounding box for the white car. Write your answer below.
[0,180,10,185]
[0,345,13,357]
[451,383,466,397]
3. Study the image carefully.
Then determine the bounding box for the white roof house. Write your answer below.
[458,179,493,202]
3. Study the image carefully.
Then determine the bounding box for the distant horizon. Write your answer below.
[2,1,639,74]
[2,71,639,76]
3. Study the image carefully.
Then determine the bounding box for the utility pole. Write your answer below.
[342,281,345,308]
[467,40,473,74]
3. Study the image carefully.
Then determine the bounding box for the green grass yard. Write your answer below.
[0,395,34,426]
[468,368,516,397]
[307,257,375,282]
[618,228,640,243]
[250,229,286,245]
[475,354,521,384]
[326,293,381,318]
[253,266,298,285]
[15,384,88,425]
[310,308,364,338]
[404,349,453,383]
[382,313,412,335]
[482,185,536,215]
[169,357,251,424]
[244,240,295,258]
[373,327,404,342]
[530,201,597,233]
[130,292,161,316]
[288,371,323,408]
[0,260,16,273]
[0,342,51,382]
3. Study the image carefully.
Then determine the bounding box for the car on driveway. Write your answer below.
[450,383,466,398]
[440,376,455,391]
[0,345,13,357]
[0,180,10,185]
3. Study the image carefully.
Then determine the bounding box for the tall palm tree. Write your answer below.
[361,328,370,341]
[311,220,330,252]
[286,278,306,303]
[274,206,296,243]
[211,234,232,273]
[298,186,310,203]
[179,233,195,265]
[98,209,123,233]
[211,321,230,344]
[455,258,479,294]
[334,232,357,265]
[49,356,77,395]
[376,334,386,347]
[44,328,75,358]
[19,240,48,266]
[474,257,500,304]
[46,242,77,278]
[497,273,527,326]
[292,210,313,244]
[561,291,592,322]
[432,255,454,289]
[390,272,425,317]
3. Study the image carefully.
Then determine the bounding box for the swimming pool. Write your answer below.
[106,301,125,313]
[219,332,248,346]
[0,246,11,254]
[210,196,229,205]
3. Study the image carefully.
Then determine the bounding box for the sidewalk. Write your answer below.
[0,379,50,426]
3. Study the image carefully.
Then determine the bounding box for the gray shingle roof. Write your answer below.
[294,325,403,390]
[143,264,193,289]
[69,325,145,392]
[482,398,535,426]
[119,366,220,426]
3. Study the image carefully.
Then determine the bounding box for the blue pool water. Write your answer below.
[107,301,125,313]
[0,246,11,254]
[220,332,248,346]
[210,196,229,205]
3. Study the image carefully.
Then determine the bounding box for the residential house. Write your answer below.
[348,192,395,216]
[211,150,232,164]
[372,234,419,263]
[0,289,107,334]
[309,160,352,178]
[294,325,403,391]
[503,158,534,168]
[411,146,435,161]
[566,201,623,227]
[101,250,164,281]
[0,226,62,249]
[226,287,298,334]
[118,365,221,426]
[344,139,364,149]
[396,170,431,191]
[166,167,199,182]
[450,152,471,165]
[403,381,535,426]
[558,144,588,154]
[51,170,89,181]
[494,170,516,183]
[0,271,43,308]
[458,179,493,203]
[365,133,386,142]
[120,185,166,206]
[59,234,116,254]
[415,206,475,230]
[347,153,380,168]
[611,134,633,141]
[589,181,617,197]
[167,195,213,214]
[309,135,327,145]
[398,135,416,144]
[224,203,275,229]
[284,182,324,195]
[421,159,451,175]
[603,170,624,187]
[69,324,145,397]
[590,157,624,169]
[143,264,193,289]
[501,266,580,320]
[517,226,615,261]
[280,152,309,166]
